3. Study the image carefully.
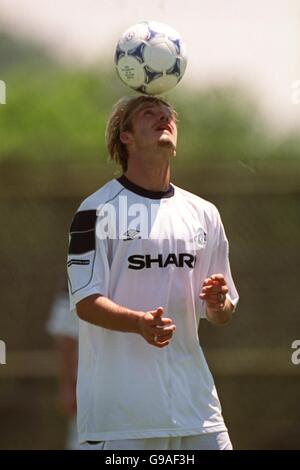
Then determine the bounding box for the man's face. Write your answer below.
[122,102,177,155]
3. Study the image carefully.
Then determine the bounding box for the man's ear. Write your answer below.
[120,131,132,145]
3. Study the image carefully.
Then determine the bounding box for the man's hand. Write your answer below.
[138,307,176,348]
[199,274,233,325]
[200,274,228,311]
[76,295,176,340]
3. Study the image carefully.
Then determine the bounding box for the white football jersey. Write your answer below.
[67,176,239,443]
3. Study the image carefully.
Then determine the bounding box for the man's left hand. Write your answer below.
[199,274,233,325]
[199,274,228,311]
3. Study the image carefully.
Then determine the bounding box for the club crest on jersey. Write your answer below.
[194,227,207,248]
[122,229,141,241]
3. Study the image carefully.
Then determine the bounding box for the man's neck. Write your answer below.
[125,163,171,192]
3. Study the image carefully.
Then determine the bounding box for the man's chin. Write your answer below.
[158,136,176,152]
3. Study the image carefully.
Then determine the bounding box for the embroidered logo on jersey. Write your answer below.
[128,253,196,270]
[122,229,141,241]
[194,227,207,248]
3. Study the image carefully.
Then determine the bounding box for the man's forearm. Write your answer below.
[206,298,234,325]
[76,295,176,348]
[76,294,144,333]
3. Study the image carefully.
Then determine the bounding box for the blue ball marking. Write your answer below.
[135,85,147,94]
[127,42,146,64]
[144,65,163,84]
[166,58,181,78]
[170,38,181,55]
[147,26,160,41]
[115,45,125,64]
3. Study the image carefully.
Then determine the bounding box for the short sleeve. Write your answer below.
[67,209,110,312]
[198,206,239,319]
[208,208,239,309]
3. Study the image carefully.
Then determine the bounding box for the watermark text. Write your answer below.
[0,80,6,104]
[0,340,6,365]
[291,340,300,365]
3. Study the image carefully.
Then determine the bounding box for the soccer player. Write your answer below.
[67,95,239,450]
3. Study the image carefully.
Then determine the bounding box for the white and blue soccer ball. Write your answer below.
[115,21,187,95]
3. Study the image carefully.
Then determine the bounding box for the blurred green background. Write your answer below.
[0,30,299,450]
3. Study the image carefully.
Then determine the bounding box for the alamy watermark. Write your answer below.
[291,80,300,105]
[0,340,6,365]
[94,196,207,250]
[0,80,6,104]
[291,340,300,365]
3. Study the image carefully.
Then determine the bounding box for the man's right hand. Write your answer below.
[138,306,176,348]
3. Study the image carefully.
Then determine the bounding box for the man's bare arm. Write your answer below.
[206,297,234,325]
[76,295,176,348]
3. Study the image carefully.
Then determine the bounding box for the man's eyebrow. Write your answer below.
[138,105,156,112]
[138,104,174,115]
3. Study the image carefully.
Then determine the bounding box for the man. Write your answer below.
[67,95,239,450]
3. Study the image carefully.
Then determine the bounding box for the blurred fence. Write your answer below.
[0,159,299,449]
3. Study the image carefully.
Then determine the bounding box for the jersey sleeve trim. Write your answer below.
[69,286,105,311]
[69,210,97,255]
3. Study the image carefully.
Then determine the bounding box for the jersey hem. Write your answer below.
[79,423,228,443]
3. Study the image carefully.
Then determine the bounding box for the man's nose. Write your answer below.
[158,110,169,121]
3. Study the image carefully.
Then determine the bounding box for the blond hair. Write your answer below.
[105,95,177,172]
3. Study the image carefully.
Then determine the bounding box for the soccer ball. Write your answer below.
[115,21,187,95]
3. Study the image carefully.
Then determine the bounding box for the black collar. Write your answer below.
[117,175,175,199]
